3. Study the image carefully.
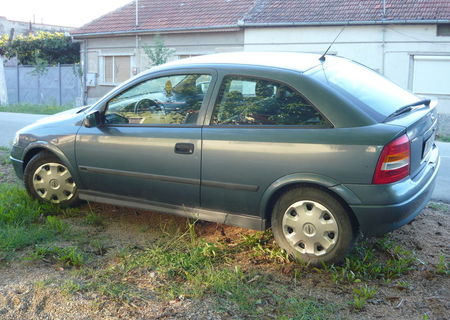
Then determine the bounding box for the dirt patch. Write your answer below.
[0,151,19,185]
[0,161,449,319]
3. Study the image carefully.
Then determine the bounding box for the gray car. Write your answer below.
[10,52,440,265]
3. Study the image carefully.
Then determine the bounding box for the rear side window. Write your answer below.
[307,60,419,121]
[210,76,327,126]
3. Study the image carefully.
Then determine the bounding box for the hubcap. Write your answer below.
[32,163,76,203]
[282,200,338,256]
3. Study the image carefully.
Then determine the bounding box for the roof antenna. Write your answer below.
[319,25,346,62]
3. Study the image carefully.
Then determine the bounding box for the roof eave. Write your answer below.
[242,19,450,27]
[71,24,242,38]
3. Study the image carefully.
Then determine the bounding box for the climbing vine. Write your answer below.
[0,31,80,66]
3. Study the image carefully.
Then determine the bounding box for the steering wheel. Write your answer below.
[134,99,164,114]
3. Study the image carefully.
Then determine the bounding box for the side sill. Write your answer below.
[79,190,266,231]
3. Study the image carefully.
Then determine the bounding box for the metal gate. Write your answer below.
[5,64,81,105]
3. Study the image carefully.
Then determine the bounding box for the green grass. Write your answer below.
[436,134,450,142]
[83,212,105,227]
[0,147,11,165]
[435,255,449,275]
[0,104,74,115]
[68,224,337,318]
[0,184,73,261]
[351,284,377,310]
[31,245,85,267]
[323,236,417,283]
[427,202,450,211]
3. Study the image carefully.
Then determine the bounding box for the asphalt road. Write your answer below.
[0,112,449,202]
[0,112,46,147]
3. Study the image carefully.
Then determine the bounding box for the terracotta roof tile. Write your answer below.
[244,0,450,24]
[72,0,256,35]
[72,0,450,36]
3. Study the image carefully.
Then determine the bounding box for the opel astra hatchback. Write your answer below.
[11,52,440,265]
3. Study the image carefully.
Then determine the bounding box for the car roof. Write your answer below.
[152,52,335,73]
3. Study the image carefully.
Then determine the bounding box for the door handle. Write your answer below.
[175,143,194,154]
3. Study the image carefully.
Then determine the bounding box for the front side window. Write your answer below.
[210,76,326,126]
[105,74,212,125]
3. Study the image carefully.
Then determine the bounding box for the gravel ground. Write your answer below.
[0,158,449,320]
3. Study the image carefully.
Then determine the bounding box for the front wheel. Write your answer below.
[271,187,357,265]
[23,152,81,207]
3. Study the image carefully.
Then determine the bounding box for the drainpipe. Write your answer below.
[135,35,140,75]
[135,0,139,27]
[135,0,140,75]
[82,39,88,105]
[72,37,88,105]
[381,0,387,75]
[381,26,386,75]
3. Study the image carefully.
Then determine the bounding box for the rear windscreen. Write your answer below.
[307,60,419,121]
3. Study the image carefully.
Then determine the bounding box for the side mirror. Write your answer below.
[84,110,101,128]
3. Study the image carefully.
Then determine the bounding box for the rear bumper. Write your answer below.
[347,146,440,236]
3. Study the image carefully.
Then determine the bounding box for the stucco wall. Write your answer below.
[80,24,450,120]
[244,24,450,114]
[81,31,245,103]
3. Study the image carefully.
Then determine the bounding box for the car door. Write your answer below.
[201,71,331,216]
[75,70,216,208]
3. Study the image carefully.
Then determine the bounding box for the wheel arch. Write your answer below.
[22,142,83,188]
[260,173,361,231]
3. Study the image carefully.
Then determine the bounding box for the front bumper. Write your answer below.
[10,145,25,180]
[10,156,24,180]
[347,146,440,236]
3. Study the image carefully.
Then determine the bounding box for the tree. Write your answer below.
[0,31,80,66]
[142,34,175,67]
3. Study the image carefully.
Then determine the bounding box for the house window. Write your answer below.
[437,24,450,36]
[104,56,131,83]
[178,54,201,60]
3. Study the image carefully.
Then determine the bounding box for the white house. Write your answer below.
[71,0,450,118]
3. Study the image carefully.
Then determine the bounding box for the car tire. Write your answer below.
[271,186,356,266]
[23,152,82,207]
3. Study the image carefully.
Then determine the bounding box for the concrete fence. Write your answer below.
[4,64,81,106]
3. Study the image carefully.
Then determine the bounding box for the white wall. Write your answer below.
[82,31,245,102]
[244,24,450,114]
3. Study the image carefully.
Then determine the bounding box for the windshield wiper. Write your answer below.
[384,99,431,122]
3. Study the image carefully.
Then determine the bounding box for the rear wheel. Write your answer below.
[271,187,356,265]
[24,152,81,207]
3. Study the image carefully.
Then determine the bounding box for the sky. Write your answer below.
[1,0,132,28]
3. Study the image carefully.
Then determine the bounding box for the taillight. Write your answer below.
[373,134,410,184]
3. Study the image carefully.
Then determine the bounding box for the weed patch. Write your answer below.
[427,202,449,211]
[83,212,105,227]
[31,245,85,267]
[46,216,70,234]
[351,284,377,310]
[435,255,449,275]
[0,184,73,260]
[69,224,337,318]
[324,236,417,283]
[436,134,450,143]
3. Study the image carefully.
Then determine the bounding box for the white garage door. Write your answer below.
[413,55,450,95]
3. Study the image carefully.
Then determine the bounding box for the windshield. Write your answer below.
[307,59,419,121]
